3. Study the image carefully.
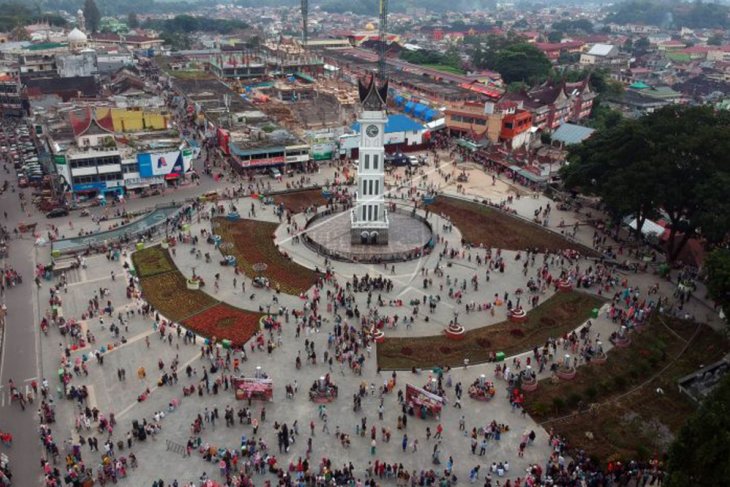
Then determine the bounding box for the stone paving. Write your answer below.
[31,151,725,486]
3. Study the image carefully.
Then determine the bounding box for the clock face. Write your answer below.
[365,124,379,138]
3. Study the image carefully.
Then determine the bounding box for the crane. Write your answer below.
[301,0,309,48]
[378,0,388,80]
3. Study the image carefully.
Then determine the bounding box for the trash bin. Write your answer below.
[51,249,61,258]
[495,351,505,362]
[222,339,232,349]
[591,308,599,319]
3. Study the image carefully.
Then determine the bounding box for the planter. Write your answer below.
[186,279,201,290]
[372,330,385,344]
[557,279,573,292]
[521,378,538,392]
[508,308,527,323]
[613,336,632,348]
[556,367,577,380]
[445,324,466,340]
[227,212,240,222]
[592,352,607,364]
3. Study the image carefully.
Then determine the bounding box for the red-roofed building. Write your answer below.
[90,33,164,50]
[445,100,533,149]
[535,41,585,61]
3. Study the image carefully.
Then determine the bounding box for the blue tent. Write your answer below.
[404,101,416,114]
[424,109,439,122]
[394,95,405,106]
[413,104,428,118]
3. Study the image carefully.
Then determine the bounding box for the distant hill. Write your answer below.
[235,0,496,14]
[606,0,730,29]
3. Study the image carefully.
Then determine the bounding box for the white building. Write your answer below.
[351,76,389,245]
[580,44,619,65]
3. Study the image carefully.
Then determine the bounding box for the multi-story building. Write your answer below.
[445,100,533,149]
[502,80,595,131]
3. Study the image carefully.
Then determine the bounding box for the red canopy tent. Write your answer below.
[406,384,444,419]
[232,377,273,401]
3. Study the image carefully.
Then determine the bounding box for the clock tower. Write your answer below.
[351,75,389,245]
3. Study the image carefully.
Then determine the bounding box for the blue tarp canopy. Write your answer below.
[404,101,416,113]
[394,95,405,106]
[413,104,428,118]
[424,109,438,122]
[352,114,424,134]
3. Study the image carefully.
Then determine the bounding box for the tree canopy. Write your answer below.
[0,2,66,32]
[83,0,101,33]
[471,35,552,84]
[704,249,730,318]
[143,15,249,35]
[665,374,730,486]
[562,106,730,261]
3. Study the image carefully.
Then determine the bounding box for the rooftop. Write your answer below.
[551,123,596,145]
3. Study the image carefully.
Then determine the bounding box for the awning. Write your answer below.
[404,101,416,113]
[508,165,547,183]
[413,104,428,118]
[394,95,405,106]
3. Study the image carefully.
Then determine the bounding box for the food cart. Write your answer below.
[405,384,444,420]
[232,377,273,401]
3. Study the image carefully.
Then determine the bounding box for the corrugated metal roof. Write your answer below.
[352,114,423,134]
[551,123,596,145]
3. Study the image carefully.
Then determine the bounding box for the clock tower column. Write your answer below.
[351,76,390,245]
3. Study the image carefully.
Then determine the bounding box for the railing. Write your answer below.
[302,204,433,264]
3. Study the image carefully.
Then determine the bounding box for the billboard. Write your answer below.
[138,150,185,178]
[311,142,335,161]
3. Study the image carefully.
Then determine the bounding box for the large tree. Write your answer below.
[704,249,730,318]
[563,106,730,261]
[665,374,730,486]
[83,0,101,33]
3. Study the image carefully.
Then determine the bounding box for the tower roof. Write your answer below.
[358,75,388,111]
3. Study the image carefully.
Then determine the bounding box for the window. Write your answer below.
[363,154,370,170]
[367,205,373,221]
[362,206,367,220]
[373,154,378,170]
[373,206,378,220]
[369,180,374,195]
[374,180,379,195]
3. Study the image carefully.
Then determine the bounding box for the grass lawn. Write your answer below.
[169,70,214,80]
[273,189,327,214]
[215,218,319,295]
[430,196,598,255]
[422,64,465,75]
[522,315,729,462]
[377,291,603,370]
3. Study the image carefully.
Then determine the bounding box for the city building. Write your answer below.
[444,100,533,149]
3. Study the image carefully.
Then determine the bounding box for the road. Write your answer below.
[0,165,42,484]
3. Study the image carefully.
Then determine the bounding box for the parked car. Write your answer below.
[269,167,282,179]
[46,208,69,218]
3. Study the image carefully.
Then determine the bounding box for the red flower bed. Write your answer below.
[182,303,264,346]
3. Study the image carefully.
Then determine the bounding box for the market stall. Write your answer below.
[232,377,273,401]
[405,384,444,420]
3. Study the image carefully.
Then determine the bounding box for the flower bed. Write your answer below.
[139,271,218,322]
[521,315,729,462]
[215,218,318,295]
[272,189,327,214]
[378,291,603,370]
[429,196,598,255]
[182,303,264,347]
[131,245,177,278]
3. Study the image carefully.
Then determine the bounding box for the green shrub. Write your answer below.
[552,397,565,414]
[567,392,583,408]
[585,386,598,401]
[614,375,627,390]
